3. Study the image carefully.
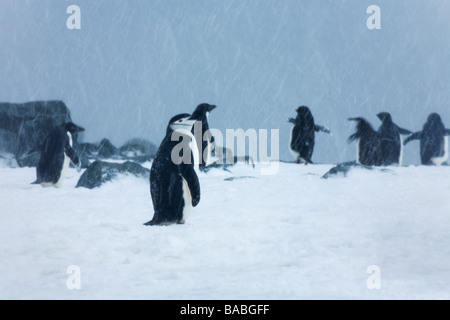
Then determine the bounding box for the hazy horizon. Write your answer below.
[1,0,449,164]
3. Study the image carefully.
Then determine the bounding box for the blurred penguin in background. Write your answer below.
[348,117,382,166]
[376,112,412,166]
[191,103,217,169]
[288,106,330,164]
[404,113,450,166]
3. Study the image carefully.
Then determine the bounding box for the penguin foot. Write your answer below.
[143,220,157,226]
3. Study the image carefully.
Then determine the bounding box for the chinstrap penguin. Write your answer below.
[145,113,201,226]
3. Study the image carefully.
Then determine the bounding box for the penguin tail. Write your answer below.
[31,180,40,185]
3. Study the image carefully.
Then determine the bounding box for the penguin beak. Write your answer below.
[77,126,85,133]
[207,105,217,112]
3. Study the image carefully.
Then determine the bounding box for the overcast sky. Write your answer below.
[1,0,449,164]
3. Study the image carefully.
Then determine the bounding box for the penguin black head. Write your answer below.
[64,122,85,134]
[296,106,312,117]
[290,106,314,125]
[425,113,445,133]
[426,113,442,124]
[191,103,217,120]
[377,112,392,123]
[166,113,198,135]
[348,117,377,141]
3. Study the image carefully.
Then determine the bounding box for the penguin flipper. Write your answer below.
[397,125,412,135]
[348,133,358,143]
[404,131,422,145]
[65,143,80,166]
[180,163,200,207]
[315,124,331,134]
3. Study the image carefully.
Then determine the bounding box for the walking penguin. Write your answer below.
[288,106,330,164]
[32,122,84,187]
[404,113,450,165]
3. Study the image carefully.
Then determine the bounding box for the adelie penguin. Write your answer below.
[144,113,201,226]
[404,113,450,165]
[191,103,217,168]
[288,106,330,164]
[31,122,85,187]
[376,112,412,166]
[348,117,382,166]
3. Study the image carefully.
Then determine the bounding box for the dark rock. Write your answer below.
[98,139,118,159]
[119,138,157,162]
[322,161,392,179]
[0,101,75,167]
[224,176,256,182]
[76,160,150,189]
[74,138,157,165]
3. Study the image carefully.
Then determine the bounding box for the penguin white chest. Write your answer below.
[187,131,200,173]
[432,136,449,166]
[203,112,214,166]
[55,132,72,187]
[181,177,193,222]
[355,138,361,164]
[398,134,404,167]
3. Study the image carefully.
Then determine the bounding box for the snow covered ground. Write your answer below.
[1,161,450,300]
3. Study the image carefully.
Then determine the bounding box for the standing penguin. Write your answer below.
[288,106,330,164]
[348,117,382,166]
[144,113,201,226]
[191,103,217,168]
[32,122,85,187]
[404,113,450,165]
[376,112,412,166]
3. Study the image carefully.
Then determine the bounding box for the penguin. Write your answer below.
[376,112,412,166]
[348,117,382,166]
[288,106,330,164]
[33,122,85,187]
[191,103,217,168]
[144,113,201,226]
[404,113,450,165]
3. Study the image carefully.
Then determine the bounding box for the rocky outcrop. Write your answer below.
[321,161,392,179]
[75,160,150,189]
[0,101,75,167]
